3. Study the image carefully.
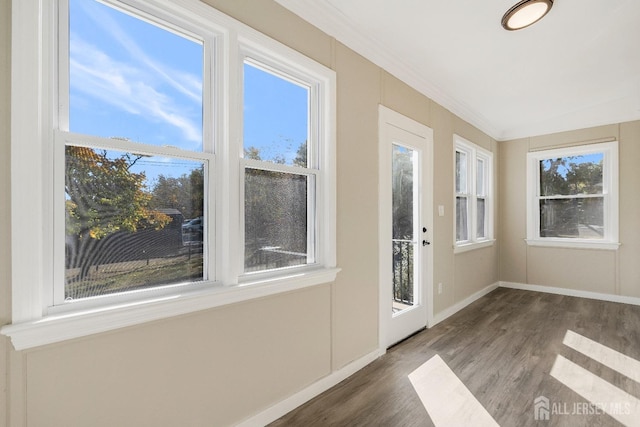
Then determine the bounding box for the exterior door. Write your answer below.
[379,106,433,349]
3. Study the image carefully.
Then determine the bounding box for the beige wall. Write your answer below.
[0,0,499,425]
[499,121,640,297]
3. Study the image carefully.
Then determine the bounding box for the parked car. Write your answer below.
[182,217,203,232]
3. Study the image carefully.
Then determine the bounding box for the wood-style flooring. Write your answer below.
[270,288,640,426]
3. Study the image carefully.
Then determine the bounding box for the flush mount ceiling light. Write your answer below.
[502,0,554,31]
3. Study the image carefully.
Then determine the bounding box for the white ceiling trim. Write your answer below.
[274,0,501,140]
[275,0,640,141]
[500,93,640,141]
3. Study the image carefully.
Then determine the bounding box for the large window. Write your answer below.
[454,136,493,251]
[242,60,316,276]
[59,0,210,303]
[526,142,619,249]
[3,0,336,349]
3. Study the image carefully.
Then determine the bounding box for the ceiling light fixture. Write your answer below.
[502,0,554,31]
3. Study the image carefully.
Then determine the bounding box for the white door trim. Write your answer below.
[378,105,434,350]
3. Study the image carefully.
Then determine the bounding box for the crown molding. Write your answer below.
[274,0,501,140]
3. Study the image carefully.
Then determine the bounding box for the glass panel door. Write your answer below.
[379,106,433,349]
[392,144,417,314]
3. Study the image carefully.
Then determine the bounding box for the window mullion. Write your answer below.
[223,28,242,285]
[202,33,217,285]
[52,130,67,307]
[539,194,604,200]
[469,149,477,243]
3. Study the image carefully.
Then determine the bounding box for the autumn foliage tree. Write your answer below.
[65,146,171,278]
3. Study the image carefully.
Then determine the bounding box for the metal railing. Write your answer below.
[392,239,414,305]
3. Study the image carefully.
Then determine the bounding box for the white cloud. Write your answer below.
[79,0,203,103]
[70,36,202,145]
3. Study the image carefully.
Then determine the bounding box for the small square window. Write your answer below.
[526,142,618,249]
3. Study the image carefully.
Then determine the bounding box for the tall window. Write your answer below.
[526,142,619,249]
[242,60,316,275]
[454,136,493,249]
[59,0,212,303]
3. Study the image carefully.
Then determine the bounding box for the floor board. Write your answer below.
[270,288,640,426]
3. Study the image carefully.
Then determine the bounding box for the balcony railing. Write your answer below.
[392,239,414,306]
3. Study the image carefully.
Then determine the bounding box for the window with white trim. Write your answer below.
[59,0,213,303]
[2,0,336,347]
[454,136,493,249]
[526,142,619,249]
[241,59,317,276]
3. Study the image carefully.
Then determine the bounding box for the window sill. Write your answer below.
[1,267,340,351]
[525,239,620,251]
[454,239,495,254]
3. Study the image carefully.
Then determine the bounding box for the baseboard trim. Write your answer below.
[499,281,640,307]
[430,282,500,327]
[237,348,384,427]
[239,282,640,426]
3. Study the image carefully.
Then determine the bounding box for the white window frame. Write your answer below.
[51,0,218,310]
[526,141,619,250]
[453,135,494,253]
[237,48,325,283]
[2,0,338,350]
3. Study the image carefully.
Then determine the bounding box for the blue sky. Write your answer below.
[69,0,308,185]
[243,63,309,165]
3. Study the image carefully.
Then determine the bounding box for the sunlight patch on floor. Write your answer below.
[563,330,640,384]
[550,354,640,426]
[408,354,499,427]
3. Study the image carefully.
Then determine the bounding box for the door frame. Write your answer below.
[378,105,434,351]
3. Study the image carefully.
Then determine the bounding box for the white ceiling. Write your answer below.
[274,0,640,141]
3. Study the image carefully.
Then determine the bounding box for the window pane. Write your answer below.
[456,196,468,242]
[245,169,310,272]
[455,150,467,194]
[243,62,309,167]
[477,197,486,238]
[65,146,205,300]
[392,145,414,241]
[392,144,416,310]
[477,159,485,196]
[68,0,203,151]
[539,154,603,196]
[539,198,604,239]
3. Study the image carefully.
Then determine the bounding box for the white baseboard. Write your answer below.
[430,282,500,327]
[237,348,384,427]
[237,280,640,426]
[499,281,640,307]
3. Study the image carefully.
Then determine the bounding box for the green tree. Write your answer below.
[565,160,602,194]
[150,167,204,220]
[65,146,171,278]
[392,148,414,240]
[539,156,603,237]
[244,146,262,160]
[242,145,308,271]
[293,141,307,167]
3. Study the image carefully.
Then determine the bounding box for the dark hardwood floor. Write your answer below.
[270,288,640,426]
